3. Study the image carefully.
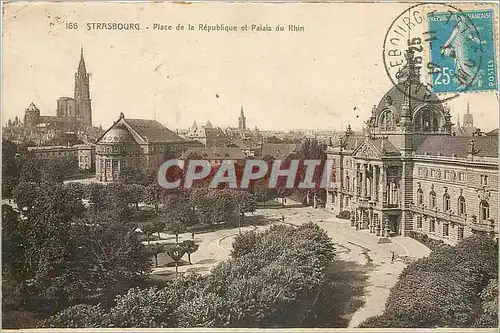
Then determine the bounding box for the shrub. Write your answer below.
[45,223,336,328]
[406,231,450,252]
[336,211,351,220]
[360,234,498,328]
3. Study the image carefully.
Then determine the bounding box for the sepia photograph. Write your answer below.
[1,1,499,330]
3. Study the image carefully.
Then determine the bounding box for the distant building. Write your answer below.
[325,49,498,245]
[8,47,92,133]
[95,113,200,182]
[486,128,498,137]
[27,144,95,170]
[226,106,263,141]
[180,147,246,165]
[184,121,229,147]
[260,143,299,160]
[238,106,246,131]
[452,103,480,137]
[74,144,96,170]
[228,137,262,157]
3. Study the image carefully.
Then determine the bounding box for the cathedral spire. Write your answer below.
[78,46,87,75]
[238,106,246,130]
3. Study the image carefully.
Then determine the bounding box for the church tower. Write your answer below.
[463,102,473,127]
[74,47,92,128]
[238,106,246,130]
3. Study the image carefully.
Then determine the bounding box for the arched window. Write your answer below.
[429,191,437,208]
[458,196,466,216]
[480,201,490,221]
[417,189,423,205]
[443,193,450,211]
[345,175,350,191]
[415,108,441,132]
[379,110,394,131]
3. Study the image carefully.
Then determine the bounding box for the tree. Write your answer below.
[146,243,165,268]
[152,219,166,240]
[180,240,199,265]
[84,183,108,212]
[118,165,148,185]
[126,184,145,211]
[6,180,151,316]
[2,140,19,198]
[42,223,336,328]
[168,221,187,244]
[43,304,107,328]
[141,223,156,244]
[18,152,42,183]
[167,245,186,273]
[105,183,132,220]
[145,184,162,214]
[231,230,259,258]
[474,279,499,327]
[12,181,39,212]
[361,234,498,328]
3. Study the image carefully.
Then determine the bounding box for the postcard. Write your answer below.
[2,1,498,331]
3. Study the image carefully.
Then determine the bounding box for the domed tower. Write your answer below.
[95,113,138,181]
[373,49,453,147]
[24,102,40,128]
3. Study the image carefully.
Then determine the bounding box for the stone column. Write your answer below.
[362,164,367,198]
[382,166,387,204]
[385,218,391,237]
[369,209,374,233]
[354,163,359,197]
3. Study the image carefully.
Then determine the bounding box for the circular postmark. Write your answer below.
[383,3,484,104]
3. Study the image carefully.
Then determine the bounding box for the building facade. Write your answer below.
[325,49,498,245]
[27,144,96,170]
[95,113,201,182]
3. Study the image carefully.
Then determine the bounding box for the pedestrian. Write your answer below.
[191,232,195,239]
[391,251,395,262]
[281,214,285,222]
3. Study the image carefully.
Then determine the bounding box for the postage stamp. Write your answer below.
[428,9,498,93]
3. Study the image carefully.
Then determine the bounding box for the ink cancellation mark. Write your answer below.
[382,3,492,103]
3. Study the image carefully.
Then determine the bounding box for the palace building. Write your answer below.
[325,49,498,245]
[95,113,201,182]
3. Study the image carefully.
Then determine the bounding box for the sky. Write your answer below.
[2,2,499,131]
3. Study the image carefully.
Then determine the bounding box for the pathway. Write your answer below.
[148,203,430,327]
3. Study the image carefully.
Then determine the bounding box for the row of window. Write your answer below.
[418,168,491,186]
[416,189,490,221]
[415,216,465,240]
[35,151,77,157]
[418,167,466,181]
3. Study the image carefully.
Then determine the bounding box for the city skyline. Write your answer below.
[3,3,498,132]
